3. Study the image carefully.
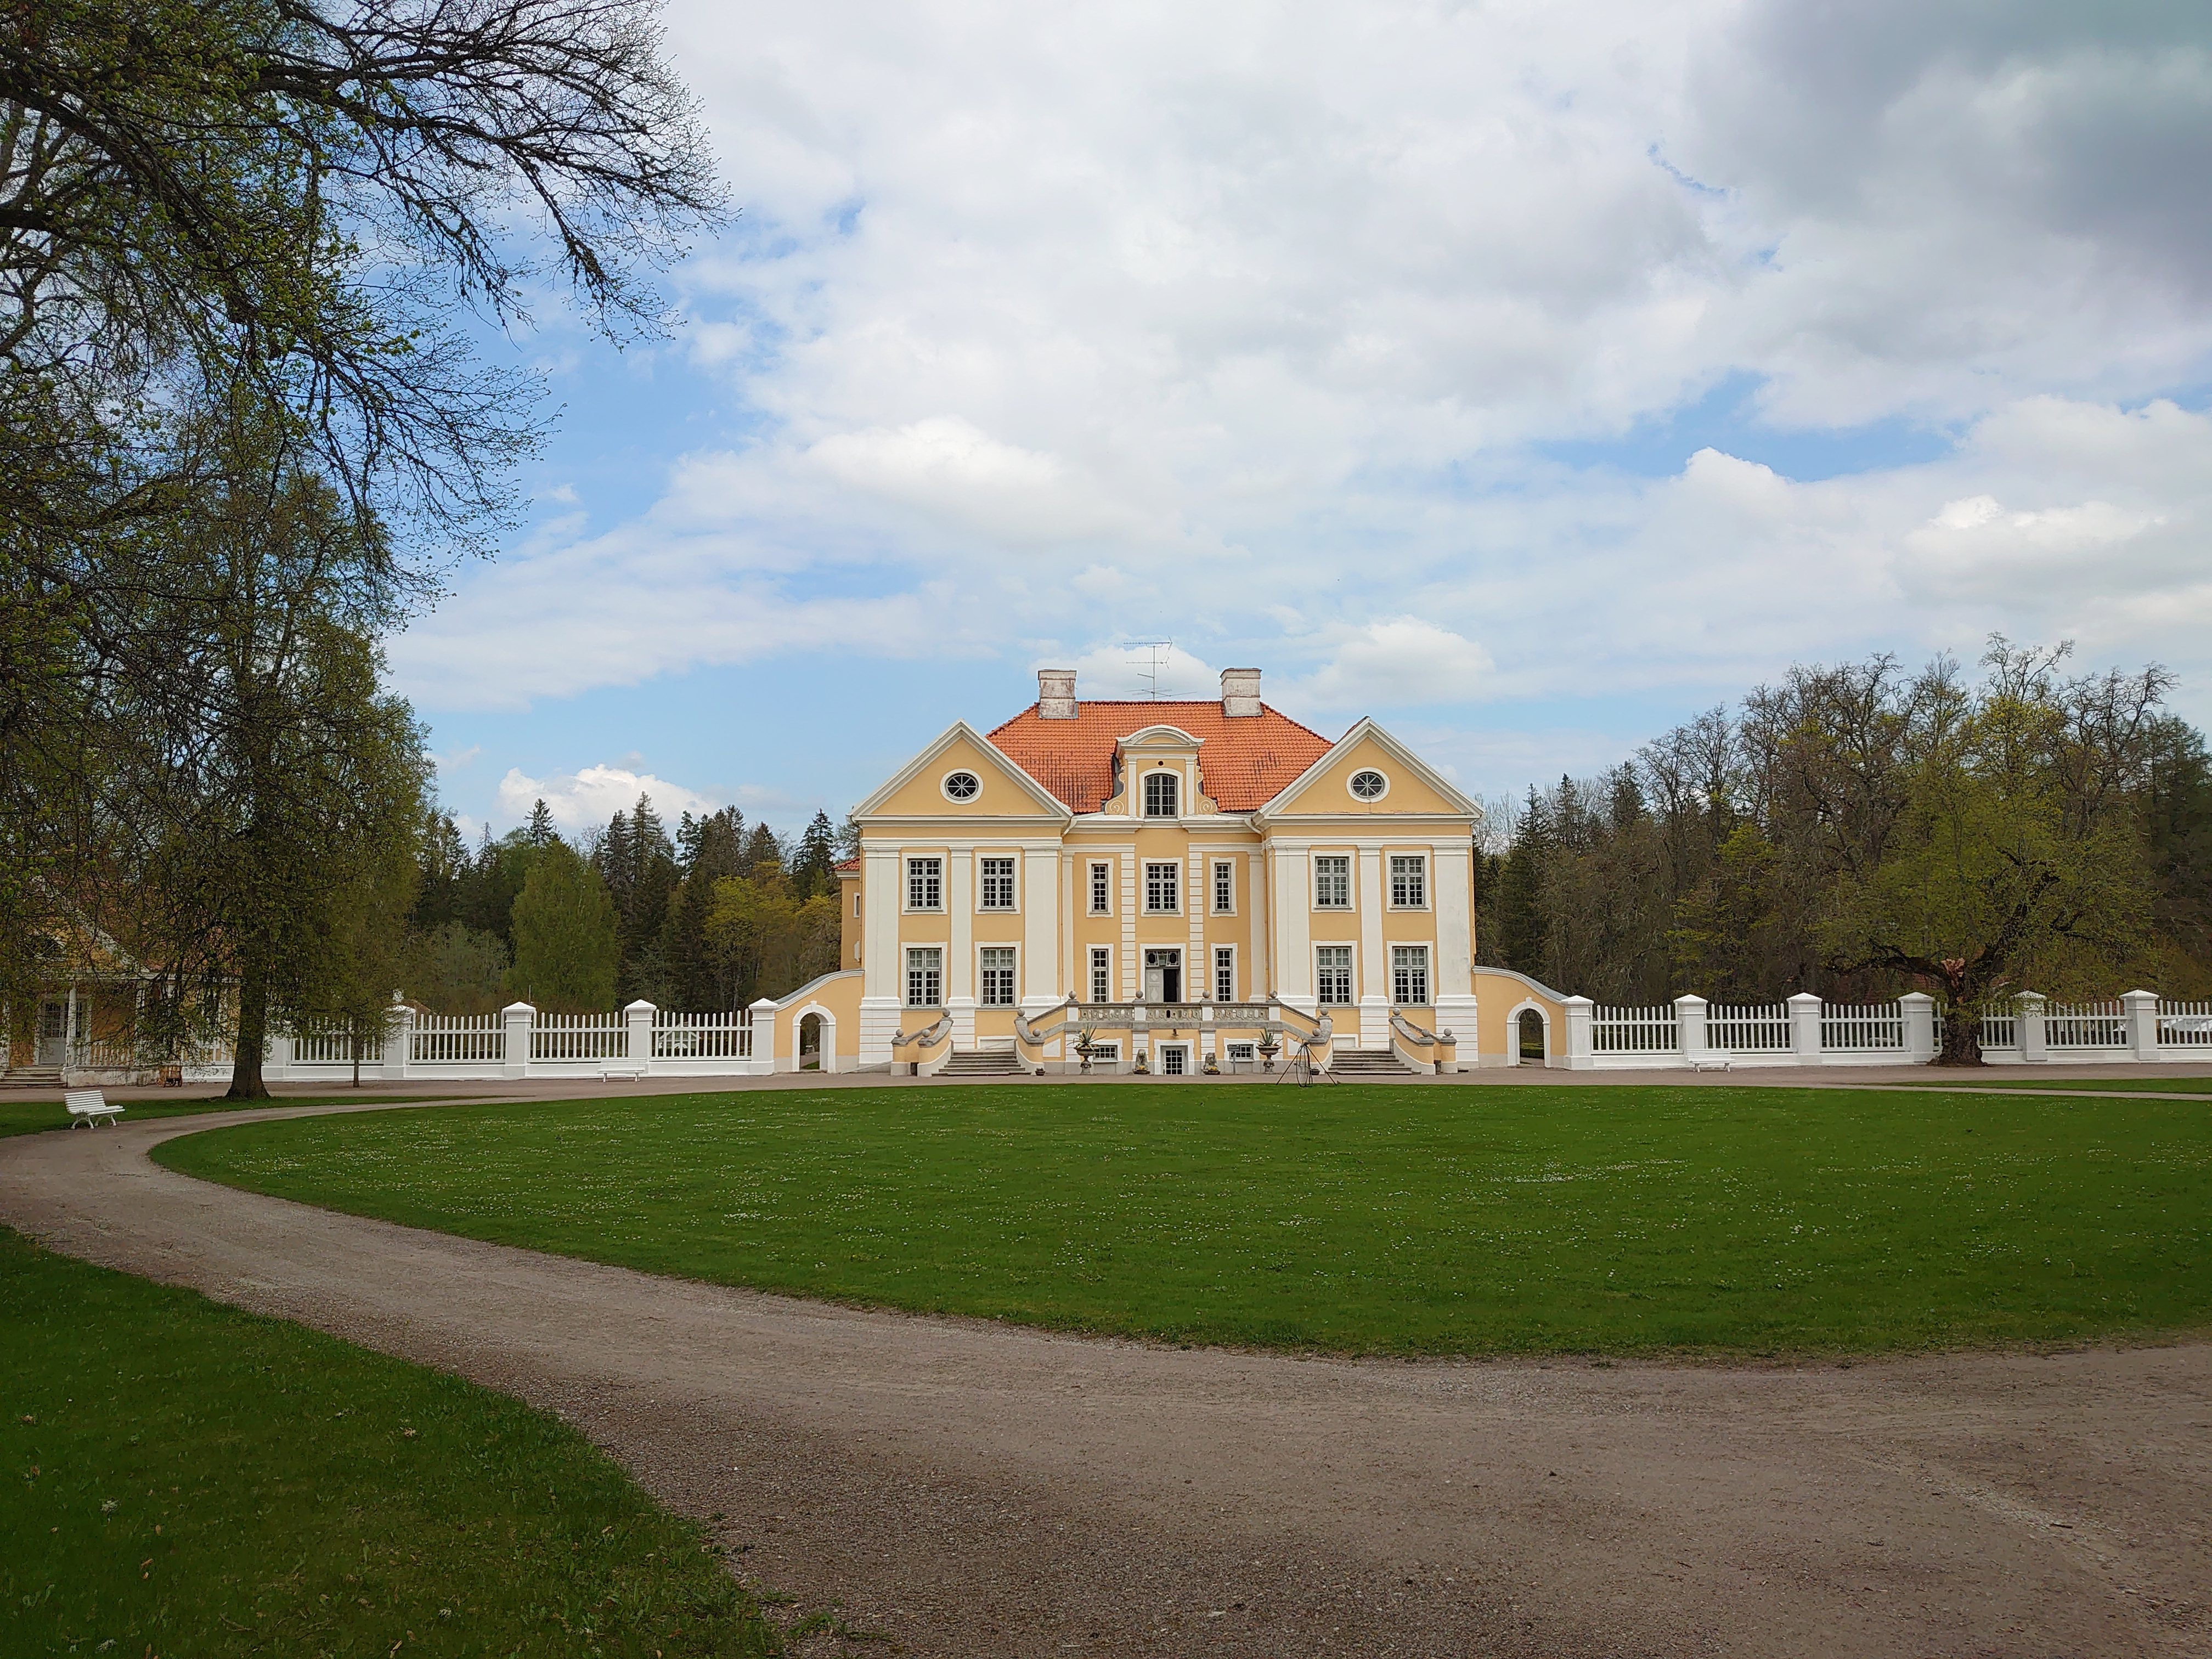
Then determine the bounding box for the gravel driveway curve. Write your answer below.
[3,1101,2207,1657]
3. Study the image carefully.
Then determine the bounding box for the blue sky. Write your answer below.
[394,0,2212,842]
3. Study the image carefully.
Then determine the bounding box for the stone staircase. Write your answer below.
[1324,1047,1412,1078]
[937,1047,1028,1078]
[1,1065,66,1091]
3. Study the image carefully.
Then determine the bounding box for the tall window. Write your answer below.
[1090,946,1113,1004]
[905,947,942,1007]
[979,946,1017,1006]
[906,856,942,910]
[1214,946,1235,1002]
[1144,860,1180,913]
[1391,945,1430,1005]
[1143,771,1180,817]
[1316,945,1353,1005]
[1389,854,1426,908]
[1089,862,1111,914]
[1314,854,1351,909]
[1211,860,1234,913]
[979,856,1016,909]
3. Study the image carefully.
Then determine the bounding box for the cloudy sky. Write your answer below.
[397,0,2212,838]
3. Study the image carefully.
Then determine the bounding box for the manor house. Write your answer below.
[827,668,1490,1074]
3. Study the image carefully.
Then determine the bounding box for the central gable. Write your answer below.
[986,699,1333,812]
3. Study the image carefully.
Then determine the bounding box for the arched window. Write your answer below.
[1143,771,1179,817]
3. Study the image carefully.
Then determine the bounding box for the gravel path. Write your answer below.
[4,1102,2207,1657]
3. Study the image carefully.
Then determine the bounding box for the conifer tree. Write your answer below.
[791,810,838,899]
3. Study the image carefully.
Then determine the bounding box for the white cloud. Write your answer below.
[497,764,721,830]
[396,3,2212,743]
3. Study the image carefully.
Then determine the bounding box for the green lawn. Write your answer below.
[1908,1075,2212,1093]
[156,1083,2212,1358]
[0,1228,776,1657]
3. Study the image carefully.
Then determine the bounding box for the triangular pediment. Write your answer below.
[853,721,1072,820]
[1256,719,1479,820]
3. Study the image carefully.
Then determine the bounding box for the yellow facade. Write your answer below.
[836,669,1486,1073]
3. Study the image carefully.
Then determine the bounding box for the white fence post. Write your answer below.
[1787,992,1822,1060]
[2121,989,2160,1062]
[2016,992,2047,1063]
[382,996,411,1081]
[749,997,780,1073]
[1562,996,1594,1070]
[503,1001,534,1079]
[1675,994,1711,1064]
[267,1029,294,1082]
[1899,993,1936,1063]
[625,999,656,1073]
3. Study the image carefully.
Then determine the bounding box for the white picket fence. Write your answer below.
[1570,990,2208,1069]
[267,1000,761,1081]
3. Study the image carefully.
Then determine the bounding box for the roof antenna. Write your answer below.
[1124,637,1172,699]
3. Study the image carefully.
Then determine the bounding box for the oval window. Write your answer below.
[1348,769,1387,800]
[943,771,980,801]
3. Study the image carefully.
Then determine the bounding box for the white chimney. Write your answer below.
[1221,667,1262,718]
[1037,668,1077,719]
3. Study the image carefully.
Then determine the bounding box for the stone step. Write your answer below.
[1327,1049,1412,1075]
[938,1049,1027,1076]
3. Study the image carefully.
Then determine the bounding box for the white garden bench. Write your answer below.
[65,1089,123,1128]
[1687,1057,1734,1073]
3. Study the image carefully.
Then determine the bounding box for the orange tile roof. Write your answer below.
[986,700,1336,812]
[833,855,860,876]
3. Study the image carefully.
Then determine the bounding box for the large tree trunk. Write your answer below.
[1935,1000,1985,1065]
[228,960,271,1099]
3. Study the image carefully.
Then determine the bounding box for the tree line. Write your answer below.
[2,0,720,1094]
[1474,641,2212,1059]
[405,799,849,1015]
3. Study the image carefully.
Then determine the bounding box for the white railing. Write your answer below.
[532,1012,627,1062]
[652,1009,752,1059]
[290,1027,375,1065]
[413,1014,504,1065]
[1707,1003,1790,1052]
[1591,1005,1678,1053]
[2159,999,2212,1048]
[1821,1003,1903,1051]
[2044,1000,2128,1049]
[1972,1007,2017,1049]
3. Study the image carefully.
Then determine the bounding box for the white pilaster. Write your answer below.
[861,847,899,1001]
[1273,846,1311,1001]
[1357,847,1387,1048]
[1433,843,1474,1000]
[1023,846,1059,1009]
[1248,849,1269,998]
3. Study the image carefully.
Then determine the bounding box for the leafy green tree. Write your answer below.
[506,842,618,1012]
[403,922,510,1016]
[704,872,838,1009]
[1820,644,2164,1061]
[664,806,746,1011]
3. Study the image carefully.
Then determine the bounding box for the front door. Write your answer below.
[1142,949,1182,1003]
[1160,1042,1189,1076]
[35,1000,67,1068]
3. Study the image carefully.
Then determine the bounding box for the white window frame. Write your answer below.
[979,945,1018,1007]
[905,855,943,912]
[1212,945,1235,1003]
[941,769,983,803]
[1088,946,1113,1004]
[1142,770,1180,818]
[1389,854,1427,910]
[1088,861,1113,915]
[1347,768,1390,802]
[1143,860,1180,913]
[1211,859,1234,913]
[1313,854,1352,910]
[977,854,1018,911]
[1157,1041,1192,1075]
[1088,1040,1121,1062]
[1315,944,1354,1006]
[1391,944,1430,1006]
[905,946,943,1008]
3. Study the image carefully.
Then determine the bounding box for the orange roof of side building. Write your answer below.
[985,700,1336,813]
